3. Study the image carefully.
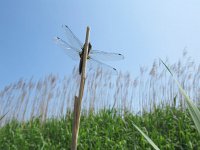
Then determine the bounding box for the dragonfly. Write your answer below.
[54,25,124,75]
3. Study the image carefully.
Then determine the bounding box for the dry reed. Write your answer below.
[0,51,199,126]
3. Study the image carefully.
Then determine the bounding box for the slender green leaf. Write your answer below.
[161,59,200,134]
[132,123,160,150]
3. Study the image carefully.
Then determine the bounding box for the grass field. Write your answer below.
[0,52,200,149]
[0,107,200,149]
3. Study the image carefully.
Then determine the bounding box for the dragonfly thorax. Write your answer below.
[80,43,92,59]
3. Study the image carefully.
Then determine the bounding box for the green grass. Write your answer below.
[1,52,200,149]
[0,107,200,149]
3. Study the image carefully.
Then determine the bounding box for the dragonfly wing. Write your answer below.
[54,37,80,60]
[89,50,124,61]
[88,58,118,75]
[62,25,83,50]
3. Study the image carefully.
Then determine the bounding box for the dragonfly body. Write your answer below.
[79,43,92,74]
[55,25,124,75]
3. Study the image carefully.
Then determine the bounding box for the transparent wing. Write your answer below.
[88,58,118,75]
[54,37,80,60]
[62,25,83,50]
[90,50,124,61]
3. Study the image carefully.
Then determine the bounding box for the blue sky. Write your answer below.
[1,0,200,89]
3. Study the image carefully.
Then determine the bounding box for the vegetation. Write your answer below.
[0,107,200,149]
[0,51,200,149]
[161,59,200,135]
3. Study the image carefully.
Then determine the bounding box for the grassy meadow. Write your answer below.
[0,52,200,149]
[0,107,200,149]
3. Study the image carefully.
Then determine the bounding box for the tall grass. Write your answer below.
[0,51,200,126]
[1,51,200,148]
[161,59,200,134]
[133,59,200,150]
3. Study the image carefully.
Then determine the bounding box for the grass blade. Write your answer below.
[160,59,200,134]
[0,111,8,122]
[132,122,160,150]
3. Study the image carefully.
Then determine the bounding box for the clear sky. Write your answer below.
[1,0,200,89]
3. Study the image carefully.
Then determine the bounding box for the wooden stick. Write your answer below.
[71,26,90,150]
